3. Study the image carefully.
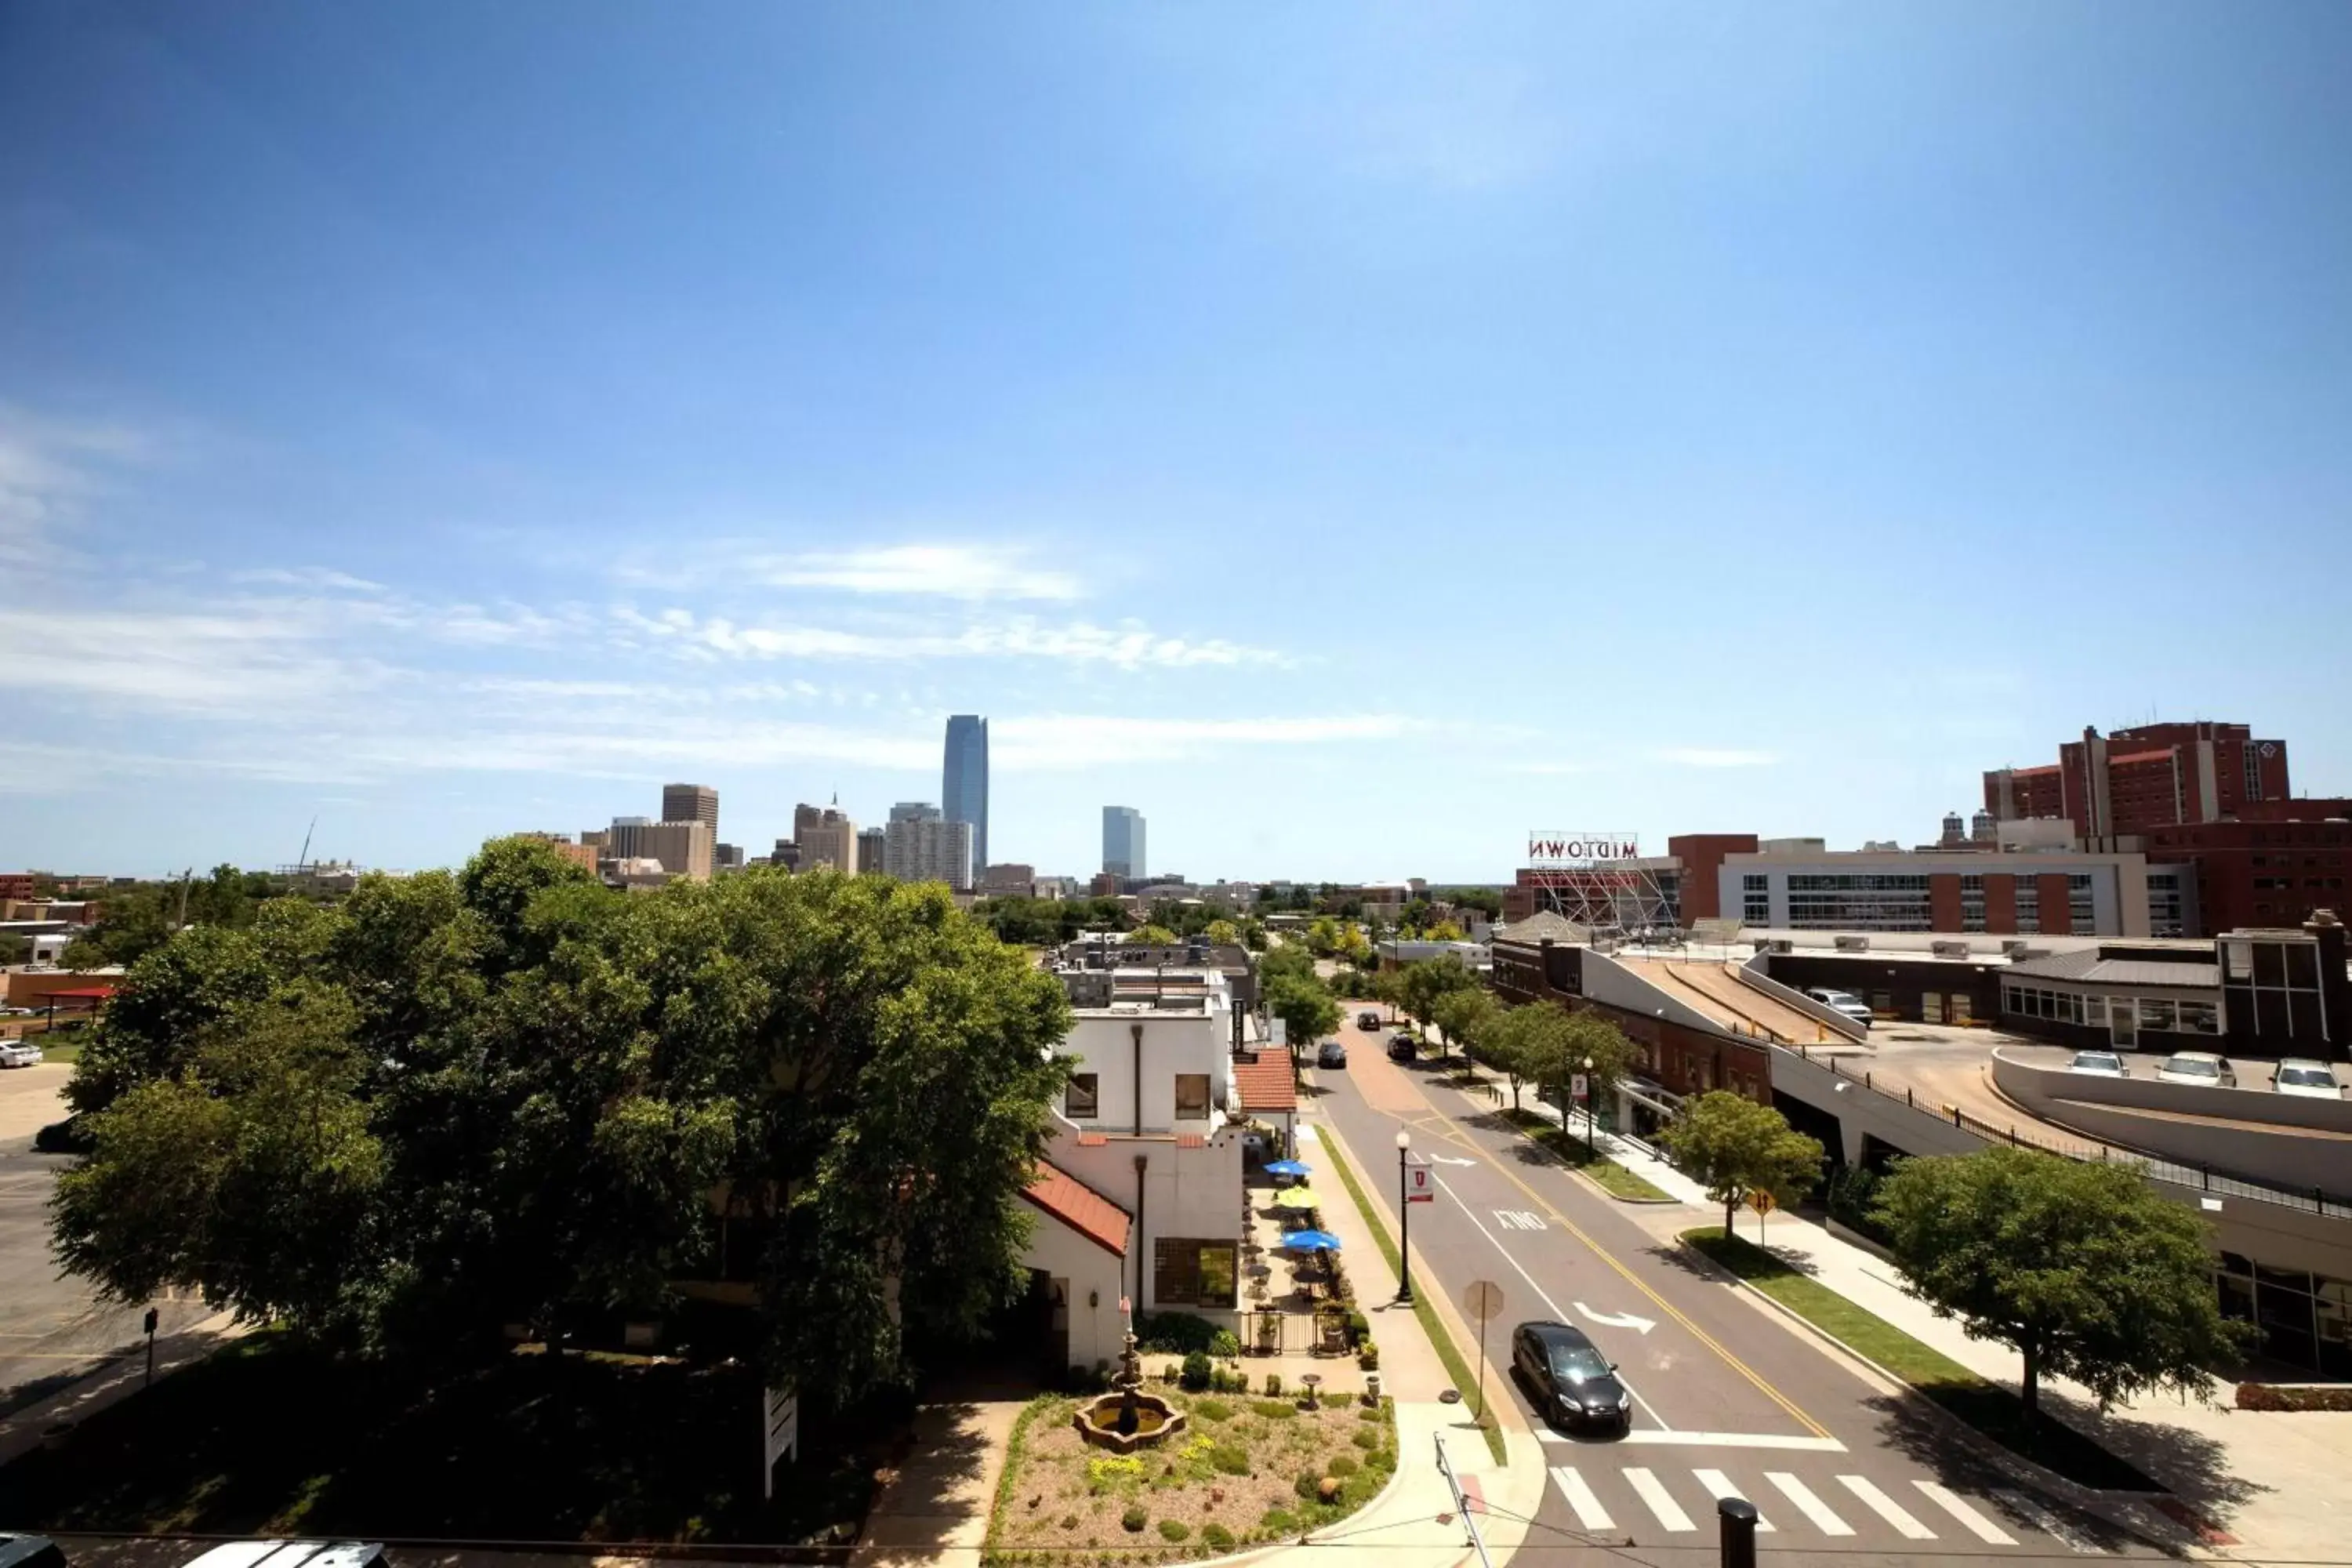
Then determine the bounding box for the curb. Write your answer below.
[40,1531,854,1564]
[1669,1237,2201,1555]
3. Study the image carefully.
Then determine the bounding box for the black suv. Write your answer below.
[1512,1320,1630,1433]
[1356,1010,1383,1031]
[1386,1033,1417,1062]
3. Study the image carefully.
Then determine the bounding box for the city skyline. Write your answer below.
[3,5,2349,878]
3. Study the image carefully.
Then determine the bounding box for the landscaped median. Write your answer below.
[1319,1133,1509,1465]
[1679,1226,2158,1492]
[1497,1107,1671,1201]
[982,1387,1397,1565]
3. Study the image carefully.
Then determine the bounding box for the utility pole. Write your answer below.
[173,869,192,931]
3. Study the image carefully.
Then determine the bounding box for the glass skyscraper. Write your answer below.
[1102,805,1145,881]
[942,714,988,877]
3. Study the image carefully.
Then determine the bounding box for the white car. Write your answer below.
[1803,988,1874,1029]
[179,1544,387,1568]
[0,1041,42,1069]
[2154,1051,2236,1089]
[2067,1050,2128,1078]
[2272,1059,2344,1100]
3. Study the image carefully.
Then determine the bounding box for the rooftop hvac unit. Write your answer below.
[1930,940,1971,959]
[1834,935,1870,952]
[2000,939,2032,958]
[1770,938,1795,955]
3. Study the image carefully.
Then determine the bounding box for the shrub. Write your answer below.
[1250,1399,1297,1420]
[1351,1428,1379,1450]
[1061,1514,1080,1530]
[1192,1396,1232,1422]
[1136,1311,1221,1355]
[1293,1469,1325,1502]
[1261,1508,1298,1534]
[1356,1403,1384,1422]
[1202,1523,1235,1550]
[1210,1366,1244,1394]
[2239,1382,2352,1411]
[1209,1328,1241,1359]
[1121,1505,1149,1533]
[1157,1520,1189,1542]
[1264,1372,1283,1397]
[1210,1442,1250,1476]
[1318,1476,1343,1503]
[1327,1454,1359,1477]
[1088,1455,1147,1487]
[1345,1309,1370,1342]
[1356,1341,1380,1371]
[1180,1351,1212,1391]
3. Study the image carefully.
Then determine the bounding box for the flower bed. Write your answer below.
[984,1388,1397,1565]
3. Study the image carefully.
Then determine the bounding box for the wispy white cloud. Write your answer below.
[232,566,388,593]
[743,543,1083,602]
[0,409,160,568]
[617,607,1286,670]
[1653,747,1777,768]
[992,713,1411,768]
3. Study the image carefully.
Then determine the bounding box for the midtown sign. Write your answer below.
[1526,833,1640,867]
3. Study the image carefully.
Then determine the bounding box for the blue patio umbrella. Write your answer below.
[1263,1159,1312,1178]
[1279,1229,1341,1253]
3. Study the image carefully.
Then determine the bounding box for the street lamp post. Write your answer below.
[1581,1055,1596,1158]
[1395,1128,1414,1305]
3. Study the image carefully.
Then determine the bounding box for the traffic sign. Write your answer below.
[1461,1279,1506,1323]
[1406,1163,1435,1203]
[1570,1073,1588,1101]
[1747,1189,1777,1216]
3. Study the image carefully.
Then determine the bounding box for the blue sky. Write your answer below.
[3,1,2349,882]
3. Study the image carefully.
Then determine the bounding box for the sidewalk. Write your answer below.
[0,1308,246,1466]
[1450,1054,2346,1560]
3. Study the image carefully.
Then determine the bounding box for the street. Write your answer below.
[1305,1016,2175,1566]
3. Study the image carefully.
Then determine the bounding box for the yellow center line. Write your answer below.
[1376,1066,1831,1440]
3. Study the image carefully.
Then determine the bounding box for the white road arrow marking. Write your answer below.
[1576,1302,1657,1334]
[1428,1153,1479,1167]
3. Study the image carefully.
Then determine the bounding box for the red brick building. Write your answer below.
[2143,807,2352,934]
[1986,721,2291,838]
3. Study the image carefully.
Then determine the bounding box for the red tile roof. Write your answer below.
[1176,1133,1206,1149]
[1232,1051,1297,1113]
[1076,1132,1109,1147]
[1022,1160,1131,1258]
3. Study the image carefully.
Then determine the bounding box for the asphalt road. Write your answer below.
[0,1063,212,1419]
[1304,1016,2173,1568]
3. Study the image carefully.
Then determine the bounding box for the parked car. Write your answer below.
[0,1534,67,1568]
[2066,1050,2128,1078]
[1387,1034,1417,1062]
[2154,1051,2236,1088]
[1802,988,1874,1029]
[180,1546,387,1568]
[1356,1010,1383,1031]
[2273,1058,2344,1100]
[0,1040,43,1068]
[1316,1040,1348,1069]
[1511,1319,1631,1433]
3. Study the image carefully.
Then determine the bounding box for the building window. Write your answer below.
[2245,747,2262,803]
[1174,1073,1211,1120]
[2067,874,2095,931]
[1154,1239,1237,1308]
[2014,884,2039,935]
[1742,873,1769,926]
[1784,873,1933,932]
[1960,874,1986,933]
[1065,1073,1099,1120]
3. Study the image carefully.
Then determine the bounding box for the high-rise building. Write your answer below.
[662,782,719,839]
[943,715,989,875]
[793,802,858,873]
[1102,806,1145,880]
[608,818,713,881]
[1984,722,2292,839]
[884,802,974,890]
[857,826,886,872]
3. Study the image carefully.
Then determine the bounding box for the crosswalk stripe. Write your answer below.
[1914,1480,2018,1545]
[1624,1468,1697,1533]
[1692,1468,1774,1532]
[1549,1466,1614,1533]
[1994,1489,2100,1554]
[1766,1472,1853,1536]
[1838,1474,1936,1539]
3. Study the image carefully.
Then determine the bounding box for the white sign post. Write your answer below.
[761,1385,798,1500]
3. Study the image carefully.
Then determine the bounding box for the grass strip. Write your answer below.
[1319,1132,1509,1466]
[1681,1227,2159,1492]
[982,1392,1053,1555]
[1498,1107,1672,1201]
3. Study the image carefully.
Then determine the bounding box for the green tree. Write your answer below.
[1265,971,1341,1076]
[1304,916,1342,957]
[1204,918,1240,946]
[1431,988,1502,1067]
[1872,1146,2253,1424]
[1659,1090,1824,1239]
[1489,1001,1572,1110]
[1240,918,1269,952]
[1424,919,1465,942]
[1560,1011,1641,1120]
[1398,956,1478,1048]
[1130,922,1180,945]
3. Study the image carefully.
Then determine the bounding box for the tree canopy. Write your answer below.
[62,865,293,969]
[1659,1090,1824,1238]
[968,895,1127,947]
[1871,1146,2252,1421]
[1397,955,1479,1039]
[52,840,1073,1403]
[1430,988,1502,1067]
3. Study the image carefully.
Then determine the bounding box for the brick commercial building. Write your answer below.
[2143,806,2352,935]
[1985,721,2292,837]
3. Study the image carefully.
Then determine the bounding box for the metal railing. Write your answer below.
[1800,1050,2352,1219]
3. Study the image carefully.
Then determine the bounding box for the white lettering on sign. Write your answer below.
[1494,1210,1546,1231]
[1526,831,1642,868]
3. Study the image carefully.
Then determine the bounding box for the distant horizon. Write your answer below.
[5,4,2347,876]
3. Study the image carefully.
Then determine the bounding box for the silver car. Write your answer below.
[2154,1051,2236,1088]
[2067,1050,2128,1078]
[1803,987,1874,1029]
